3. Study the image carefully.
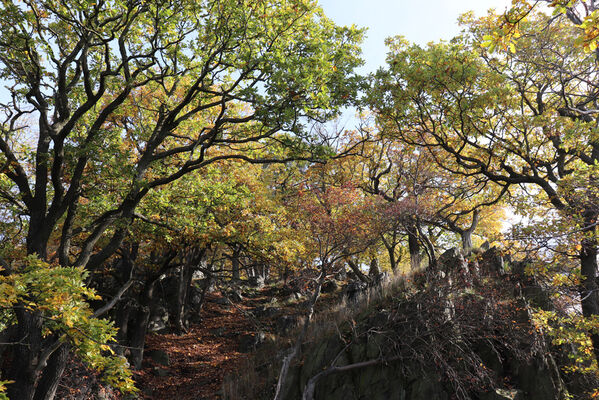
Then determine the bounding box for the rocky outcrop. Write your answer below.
[277,248,568,400]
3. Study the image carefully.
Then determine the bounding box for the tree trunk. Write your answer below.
[381,232,398,272]
[460,230,473,255]
[115,301,132,356]
[460,209,479,255]
[33,344,69,400]
[6,309,43,400]
[129,281,157,369]
[230,245,241,281]
[579,209,599,364]
[407,223,421,270]
[345,258,370,283]
[174,263,193,334]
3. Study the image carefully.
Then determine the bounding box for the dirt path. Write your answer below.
[134,293,258,400]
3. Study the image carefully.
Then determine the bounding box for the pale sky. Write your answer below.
[319,0,513,73]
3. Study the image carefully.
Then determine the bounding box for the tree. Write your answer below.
[368,13,599,366]
[0,0,363,397]
[273,181,385,400]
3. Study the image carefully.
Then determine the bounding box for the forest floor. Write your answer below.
[134,288,299,400]
[57,282,335,400]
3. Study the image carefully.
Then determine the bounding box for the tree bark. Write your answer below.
[174,263,193,334]
[345,258,370,283]
[230,245,241,281]
[6,309,43,400]
[33,344,70,400]
[460,230,474,255]
[129,281,157,369]
[579,209,599,363]
[460,209,479,255]
[381,231,398,272]
[407,222,422,270]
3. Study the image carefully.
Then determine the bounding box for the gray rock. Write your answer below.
[146,349,170,366]
[480,389,523,400]
[229,290,243,302]
[439,247,466,271]
[147,306,169,333]
[481,247,506,275]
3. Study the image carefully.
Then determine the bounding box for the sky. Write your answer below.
[319,0,513,73]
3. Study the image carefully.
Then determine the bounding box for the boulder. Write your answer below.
[146,349,170,366]
[147,306,169,333]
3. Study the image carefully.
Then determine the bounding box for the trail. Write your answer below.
[135,292,257,399]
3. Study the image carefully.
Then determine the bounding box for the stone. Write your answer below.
[480,389,523,400]
[335,269,348,281]
[284,292,304,303]
[192,270,205,280]
[439,247,466,271]
[147,306,169,333]
[146,349,170,366]
[480,247,506,275]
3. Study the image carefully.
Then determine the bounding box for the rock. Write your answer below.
[192,270,205,280]
[335,269,348,281]
[321,280,339,293]
[370,272,390,286]
[480,247,506,275]
[480,240,491,252]
[408,376,449,400]
[146,349,170,366]
[148,306,169,333]
[439,247,466,271]
[238,332,267,353]
[152,366,170,377]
